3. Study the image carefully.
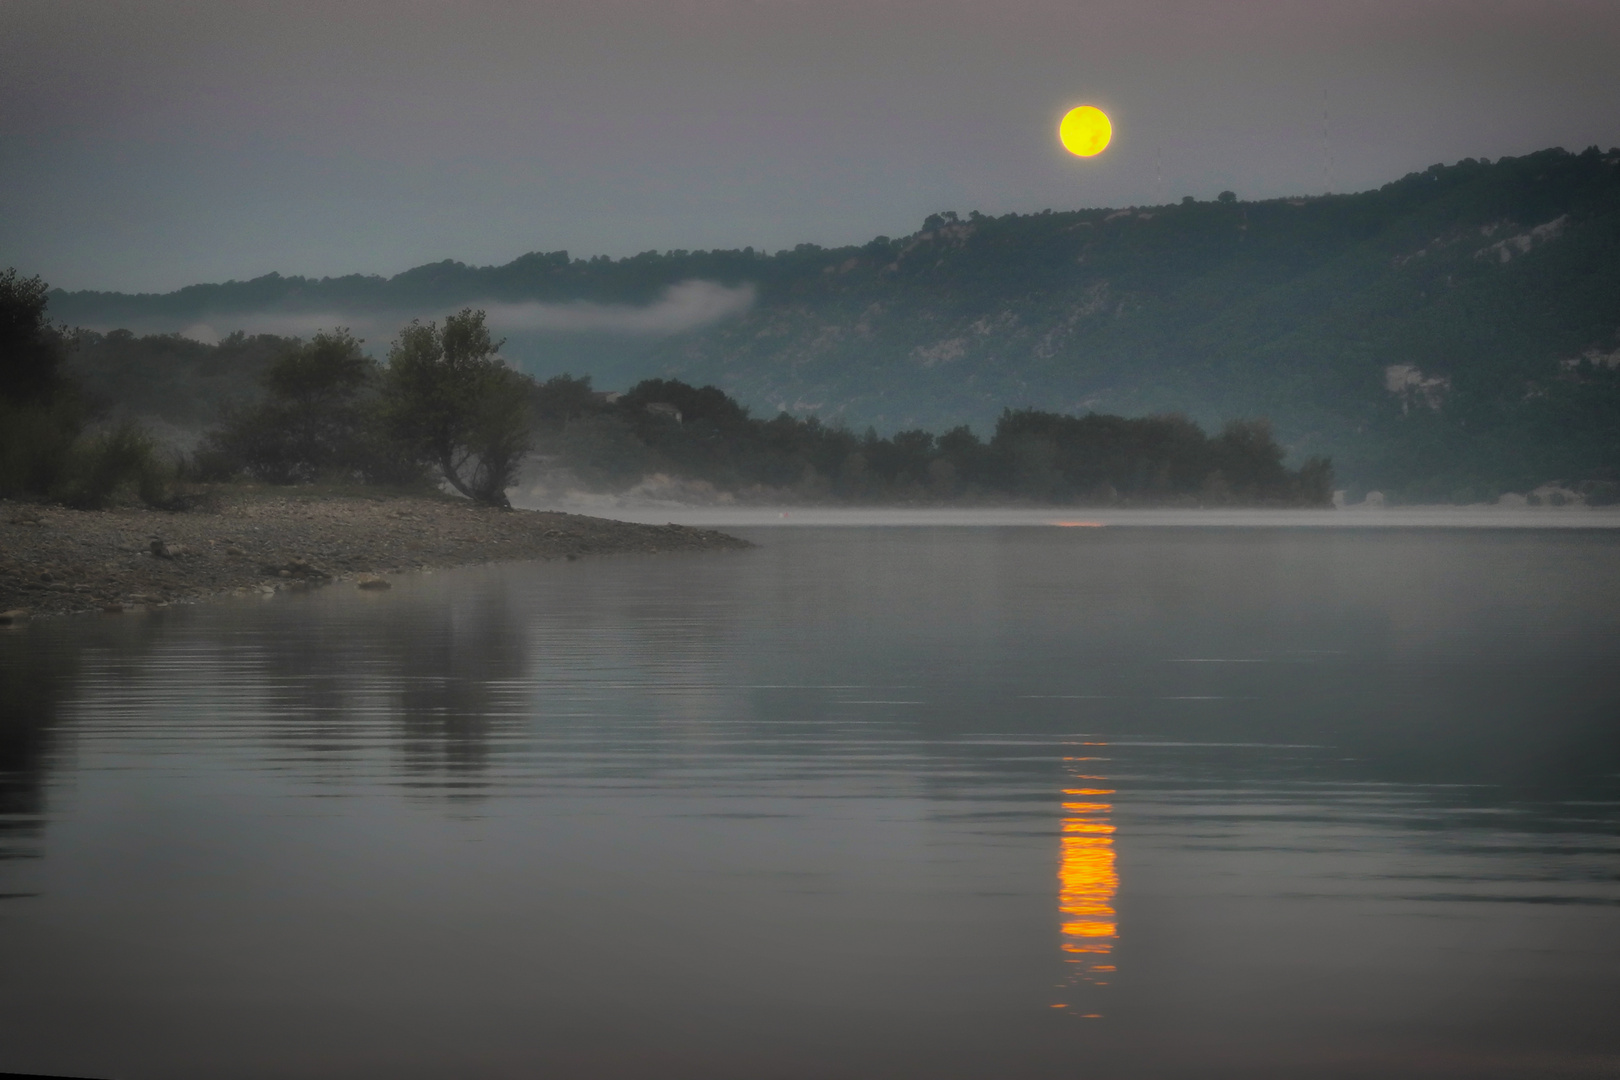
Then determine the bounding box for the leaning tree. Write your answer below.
[379,309,532,507]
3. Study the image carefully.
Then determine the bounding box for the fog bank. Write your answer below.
[160,279,754,345]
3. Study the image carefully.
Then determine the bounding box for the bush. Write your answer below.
[197,330,384,484]
[0,396,83,499]
[57,420,172,509]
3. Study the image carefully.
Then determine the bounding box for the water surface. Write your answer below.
[2,525,1618,1079]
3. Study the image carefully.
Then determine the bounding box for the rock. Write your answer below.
[264,557,330,580]
[0,609,30,625]
[356,574,391,590]
[102,603,124,614]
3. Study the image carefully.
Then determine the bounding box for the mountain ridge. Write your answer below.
[47,146,1620,498]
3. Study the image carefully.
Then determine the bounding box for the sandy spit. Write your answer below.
[0,493,752,619]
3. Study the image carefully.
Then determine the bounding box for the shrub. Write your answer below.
[198,330,381,484]
[0,396,83,499]
[57,420,171,509]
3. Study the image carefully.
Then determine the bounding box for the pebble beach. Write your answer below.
[0,491,751,620]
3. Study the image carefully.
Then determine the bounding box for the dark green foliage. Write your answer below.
[0,394,83,499]
[0,269,67,405]
[531,374,603,427]
[548,414,650,490]
[65,329,293,430]
[531,377,1331,505]
[1,268,80,498]
[527,374,647,487]
[57,420,172,509]
[198,330,398,484]
[379,310,534,506]
[977,411,1325,505]
[190,313,540,502]
[1,268,178,507]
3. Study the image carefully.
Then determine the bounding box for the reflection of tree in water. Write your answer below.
[1,619,206,880]
[0,629,72,876]
[387,592,527,789]
[0,578,532,874]
[244,579,530,798]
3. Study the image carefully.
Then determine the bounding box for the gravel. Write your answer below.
[0,492,751,619]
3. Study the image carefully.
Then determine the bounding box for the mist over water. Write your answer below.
[1,526,1618,1078]
[515,501,1620,531]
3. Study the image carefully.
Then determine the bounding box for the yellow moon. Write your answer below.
[1059,106,1112,157]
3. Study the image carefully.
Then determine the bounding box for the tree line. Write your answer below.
[42,148,1620,504]
[192,311,529,506]
[1,269,174,508]
[191,308,1331,506]
[3,271,1332,508]
[1,270,530,509]
[527,377,1332,505]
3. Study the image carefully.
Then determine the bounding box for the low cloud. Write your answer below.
[165,280,753,344]
[177,314,367,343]
[481,280,755,336]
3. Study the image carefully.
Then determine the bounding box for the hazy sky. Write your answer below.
[4,0,1618,292]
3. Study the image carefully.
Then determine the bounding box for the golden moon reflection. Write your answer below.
[1054,751,1118,1013]
[1059,105,1113,158]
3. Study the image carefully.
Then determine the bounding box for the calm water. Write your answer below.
[2,525,1619,1079]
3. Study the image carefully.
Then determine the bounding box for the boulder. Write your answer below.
[264,557,331,579]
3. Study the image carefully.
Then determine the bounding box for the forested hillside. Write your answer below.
[49,147,1620,500]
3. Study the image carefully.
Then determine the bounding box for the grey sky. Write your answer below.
[4,0,1618,292]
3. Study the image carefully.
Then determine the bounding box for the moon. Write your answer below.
[1059,106,1112,158]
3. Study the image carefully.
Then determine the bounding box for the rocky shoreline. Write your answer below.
[0,491,752,620]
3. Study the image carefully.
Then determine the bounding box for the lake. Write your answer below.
[2,520,1618,1079]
